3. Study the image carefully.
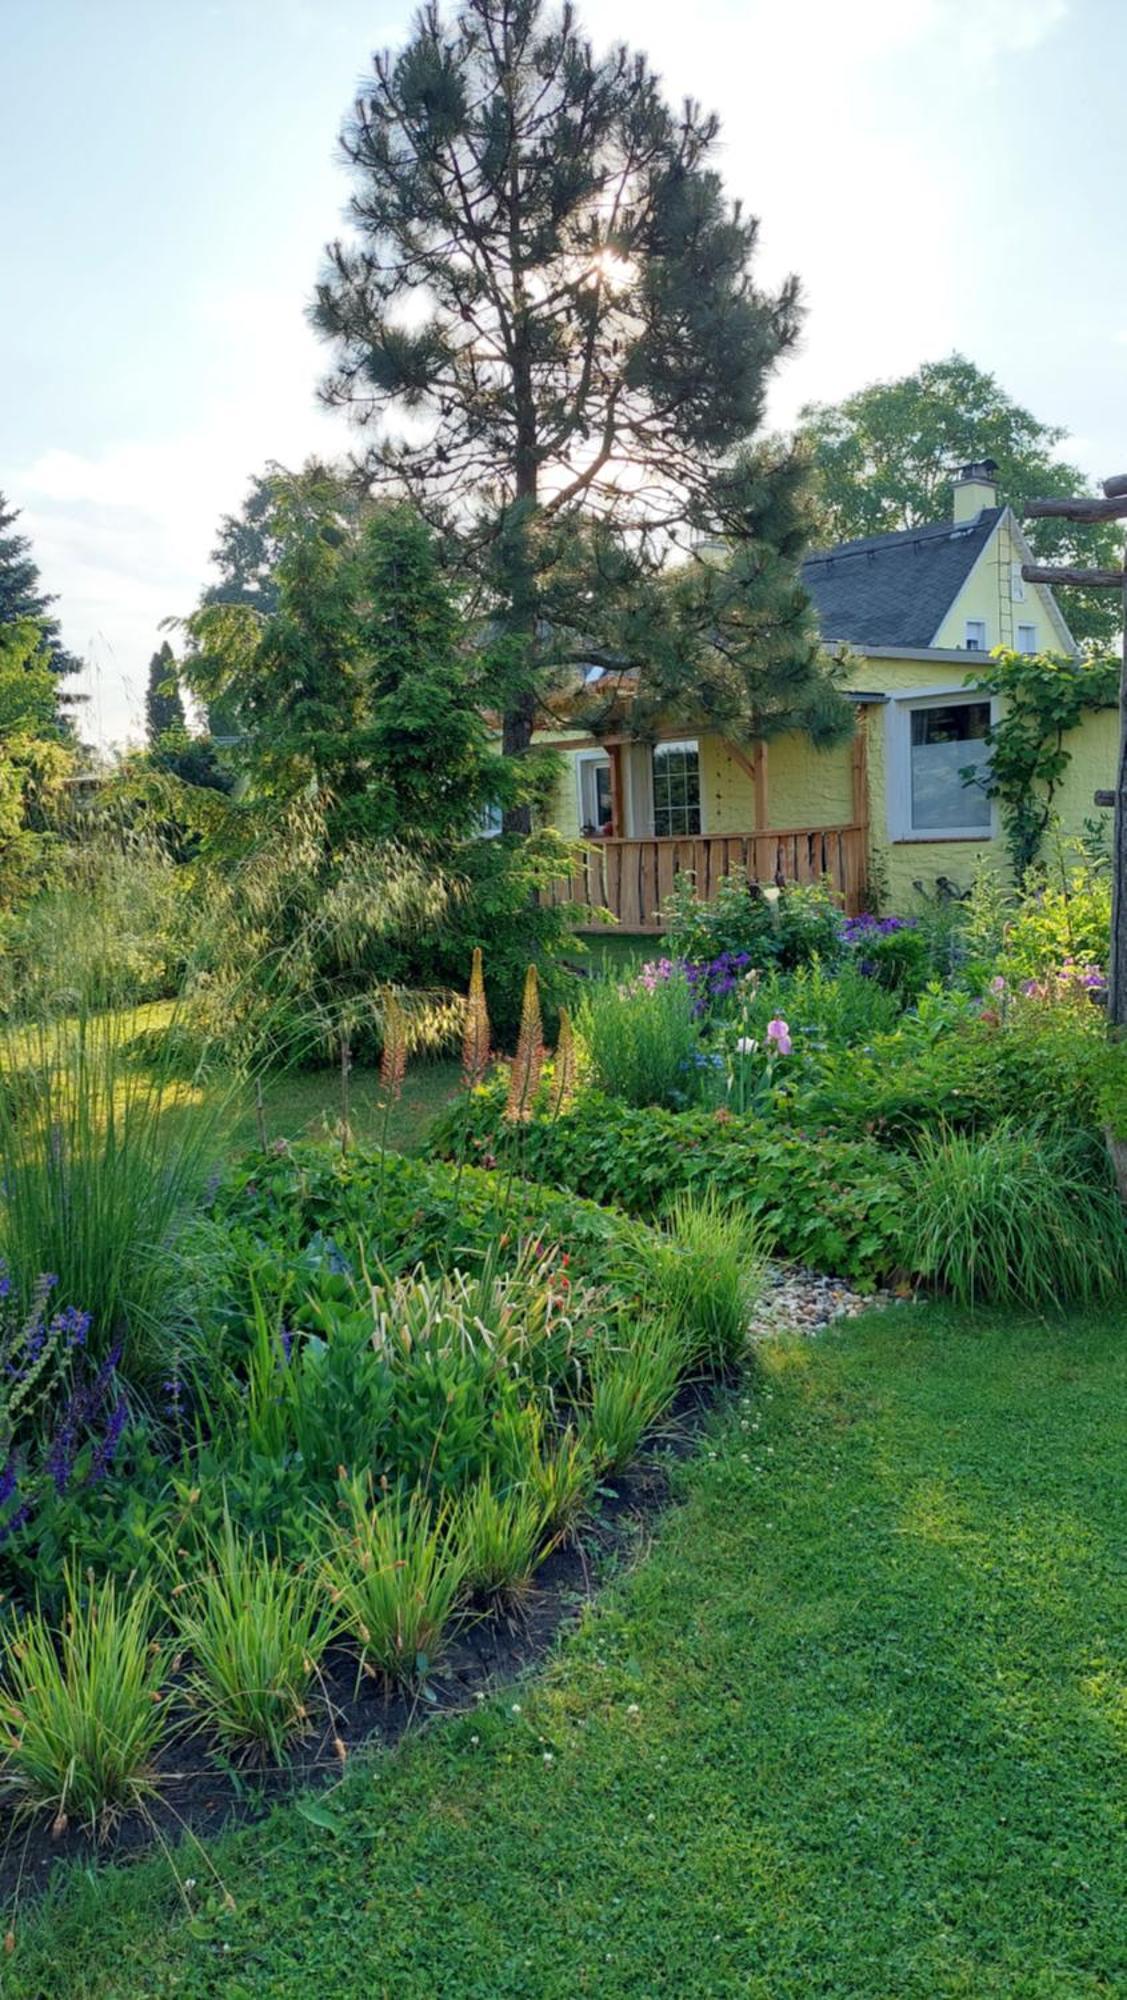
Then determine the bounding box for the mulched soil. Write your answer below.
[0,1380,716,1908]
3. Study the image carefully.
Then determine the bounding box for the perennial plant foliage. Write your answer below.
[0,805,1122,1871]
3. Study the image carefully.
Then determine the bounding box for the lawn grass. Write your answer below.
[220,1057,462,1156]
[6,1305,1127,1998]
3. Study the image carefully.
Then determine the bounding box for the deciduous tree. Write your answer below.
[796,357,1120,651]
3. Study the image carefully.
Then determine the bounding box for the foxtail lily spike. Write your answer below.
[549,1005,577,1114]
[462,946,491,1089]
[505,965,544,1123]
[379,992,408,1104]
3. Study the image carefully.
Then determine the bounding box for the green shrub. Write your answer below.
[175,1518,333,1764]
[843,918,931,1000]
[0,1570,168,1836]
[577,967,703,1110]
[903,1123,1127,1310]
[324,1481,467,1685]
[999,853,1110,986]
[662,872,843,972]
[432,1084,908,1286]
[633,1192,764,1371]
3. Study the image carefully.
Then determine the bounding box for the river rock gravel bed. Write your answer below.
[748,1264,900,1342]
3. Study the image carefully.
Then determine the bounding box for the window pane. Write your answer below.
[653,742,701,836]
[1017,624,1037,654]
[909,702,991,831]
[965,620,986,651]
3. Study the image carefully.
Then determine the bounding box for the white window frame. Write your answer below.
[887,686,999,843]
[651,737,703,838]
[575,748,613,834]
[1016,622,1038,654]
[479,801,504,838]
[1010,562,1026,603]
[964,619,988,652]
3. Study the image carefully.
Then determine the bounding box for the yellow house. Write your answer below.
[537,462,1115,927]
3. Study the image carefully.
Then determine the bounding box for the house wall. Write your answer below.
[856,653,1116,909]
[932,513,1066,655]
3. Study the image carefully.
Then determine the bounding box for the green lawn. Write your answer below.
[218,1058,462,1156]
[8,1307,1127,1998]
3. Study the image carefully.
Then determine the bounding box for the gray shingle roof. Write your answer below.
[801,508,1002,650]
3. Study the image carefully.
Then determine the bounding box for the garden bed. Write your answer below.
[0,1379,715,1906]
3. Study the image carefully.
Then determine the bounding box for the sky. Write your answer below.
[2,0,1126,745]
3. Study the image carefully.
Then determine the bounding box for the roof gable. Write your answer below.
[801,509,1003,650]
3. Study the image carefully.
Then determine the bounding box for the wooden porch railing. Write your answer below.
[544,825,868,931]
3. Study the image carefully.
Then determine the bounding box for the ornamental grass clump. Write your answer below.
[904,1121,1127,1310]
[0,1569,168,1838]
[0,1005,228,1384]
[453,1469,547,1608]
[325,1480,467,1685]
[492,1402,596,1545]
[639,1192,765,1372]
[582,1316,688,1472]
[176,1518,334,1765]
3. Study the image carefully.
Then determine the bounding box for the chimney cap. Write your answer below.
[954,458,999,484]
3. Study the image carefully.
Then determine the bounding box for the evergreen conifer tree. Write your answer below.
[144,640,187,745]
[0,491,81,681]
[312,0,850,826]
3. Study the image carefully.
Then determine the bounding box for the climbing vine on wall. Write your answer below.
[965,649,1119,876]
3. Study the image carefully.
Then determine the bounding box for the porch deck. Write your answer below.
[545,824,868,931]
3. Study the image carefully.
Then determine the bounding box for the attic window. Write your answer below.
[964,619,987,652]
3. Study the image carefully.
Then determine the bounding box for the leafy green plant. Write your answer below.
[175,1517,333,1764]
[0,1569,168,1836]
[635,1192,764,1372]
[662,873,843,972]
[965,650,1118,875]
[582,1316,688,1472]
[433,1083,909,1286]
[324,1480,467,1685]
[903,1122,1127,1309]
[577,966,703,1110]
[453,1468,546,1607]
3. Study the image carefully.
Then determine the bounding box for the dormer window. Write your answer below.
[964,619,987,652]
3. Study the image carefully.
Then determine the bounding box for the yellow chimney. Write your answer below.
[952,458,999,523]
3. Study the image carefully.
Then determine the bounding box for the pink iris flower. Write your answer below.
[765,1016,792,1056]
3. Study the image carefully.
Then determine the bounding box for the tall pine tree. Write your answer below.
[144,640,187,745]
[0,491,81,682]
[312,0,850,827]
